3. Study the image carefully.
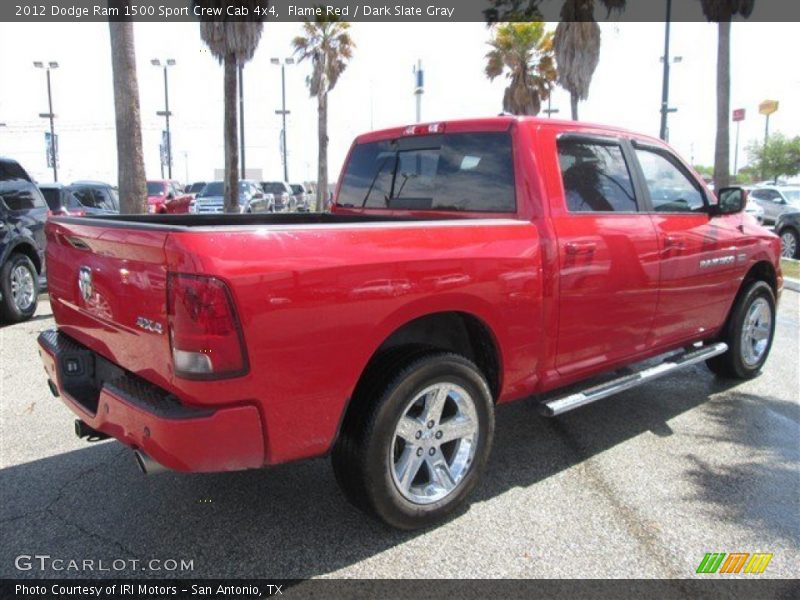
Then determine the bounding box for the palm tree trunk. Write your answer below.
[713,21,731,190]
[108,20,146,214]
[224,54,239,213]
[570,93,579,121]
[316,91,328,212]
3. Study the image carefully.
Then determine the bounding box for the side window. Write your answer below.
[635,148,705,213]
[750,190,767,201]
[1,182,45,211]
[557,138,638,213]
[72,187,97,208]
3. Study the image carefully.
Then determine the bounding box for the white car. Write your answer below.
[744,199,765,224]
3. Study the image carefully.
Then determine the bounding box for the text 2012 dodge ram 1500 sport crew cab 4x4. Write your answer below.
[38,117,782,529]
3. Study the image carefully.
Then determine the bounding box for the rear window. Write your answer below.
[147,182,166,196]
[1,182,47,211]
[0,160,31,183]
[337,132,516,212]
[262,182,287,194]
[41,188,62,210]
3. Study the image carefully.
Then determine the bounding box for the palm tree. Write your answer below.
[108,21,147,213]
[699,0,755,190]
[194,2,263,212]
[554,0,626,120]
[485,22,557,116]
[292,18,355,212]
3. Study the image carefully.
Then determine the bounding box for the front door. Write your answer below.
[631,143,742,347]
[551,134,661,376]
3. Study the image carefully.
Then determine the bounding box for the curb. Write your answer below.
[784,278,800,293]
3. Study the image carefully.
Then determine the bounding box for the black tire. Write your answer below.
[779,227,799,259]
[0,253,39,323]
[706,280,776,379]
[332,352,495,530]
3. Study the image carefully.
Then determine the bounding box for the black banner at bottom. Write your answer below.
[3,579,799,600]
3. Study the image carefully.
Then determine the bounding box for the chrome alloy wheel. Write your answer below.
[10,264,35,311]
[780,231,797,259]
[740,297,772,367]
[390,382,479,505]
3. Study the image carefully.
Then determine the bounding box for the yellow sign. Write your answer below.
[759,100,779,116]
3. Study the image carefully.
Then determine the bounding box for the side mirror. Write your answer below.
[166,193,175,201]
[710,187,746,216]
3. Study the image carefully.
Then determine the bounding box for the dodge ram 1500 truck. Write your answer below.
[38,117,782,529]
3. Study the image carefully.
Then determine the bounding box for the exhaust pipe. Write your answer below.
[133,450,169,475]
[74,420,109,441]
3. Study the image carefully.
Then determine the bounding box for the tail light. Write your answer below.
[166,274,248,379]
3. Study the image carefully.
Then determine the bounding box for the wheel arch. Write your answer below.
[332,309,504,450]
[2,240,42,274]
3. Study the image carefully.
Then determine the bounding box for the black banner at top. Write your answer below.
[3,0,800,23]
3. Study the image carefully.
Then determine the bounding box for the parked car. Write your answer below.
[69,181,120,214]
[744,197,765,225]
[749,185,800,225]
[38,117,782,530]
[39,184,89,217]
[189,180,269,214]
[775,210,800,259]
[290,183,312,212]
[147,180,192,214]
[185,181,207,197]
[261,181,294,212]
[0,157,46,322]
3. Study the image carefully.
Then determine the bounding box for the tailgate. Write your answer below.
[45,219,173,389]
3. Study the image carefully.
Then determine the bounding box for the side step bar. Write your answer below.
[540,342,728,417]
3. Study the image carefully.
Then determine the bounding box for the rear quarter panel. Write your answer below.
[165,220,542,464]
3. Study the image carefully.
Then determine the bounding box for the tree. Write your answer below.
[745,133,800,183]
[554,0,626,120]
[485,22,557,116]
[292,18,355,212]
[108,20,147,214]
[195,2,263,212]
[699,0,755,191]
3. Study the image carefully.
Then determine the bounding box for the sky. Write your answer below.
[0,19,798,185]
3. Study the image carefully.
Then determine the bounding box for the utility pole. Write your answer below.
[34,61,59,182]
[543,95,560,118]
[239,64,245,179]
[659,0,681,141]
[413,60,424,123]
[152,58,176,179]
[271,58,294,182]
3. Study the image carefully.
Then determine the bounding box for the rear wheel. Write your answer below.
[706,280,775,379]
[332,352,494,530]
[779,227,799,259]
[0,254,39,323]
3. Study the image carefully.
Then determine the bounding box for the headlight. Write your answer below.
[147,205,156,214]
[188,201,197,213]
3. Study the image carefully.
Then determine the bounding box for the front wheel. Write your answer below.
[707,280,776,379]
[779,227,799,259]
[0,254,39,323]
[332,353,494,530]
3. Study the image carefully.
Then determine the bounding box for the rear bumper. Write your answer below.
[37,329,265,473]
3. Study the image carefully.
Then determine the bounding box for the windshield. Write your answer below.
[199,182,224,197]
[188,182,205,193]
[147,182,165,196]
[262,182,286,194]
[290,185,303,194]
[784,190,800,205]
[337,131,516,212]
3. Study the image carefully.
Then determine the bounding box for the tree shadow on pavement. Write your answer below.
[0,366,795,579]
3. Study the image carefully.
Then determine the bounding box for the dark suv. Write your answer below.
[0,158,47,322]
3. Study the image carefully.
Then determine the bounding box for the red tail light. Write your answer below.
[166,274,248,379]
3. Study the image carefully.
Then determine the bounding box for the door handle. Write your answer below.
[664,235,685,250]
[565,241,596,255]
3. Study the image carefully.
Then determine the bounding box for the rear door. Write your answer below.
[550,133,660,375]
[630,141,742,346]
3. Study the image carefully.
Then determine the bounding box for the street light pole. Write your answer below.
[543,95,560,118]
[152,59,176,179]
[34,61,59,182]
[659,0,672,141]
[271,57,294,182]
[239,64,245,179]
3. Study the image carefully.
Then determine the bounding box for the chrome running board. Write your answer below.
[540,342,728,417]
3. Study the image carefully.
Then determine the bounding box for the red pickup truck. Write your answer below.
[38,117,782,529]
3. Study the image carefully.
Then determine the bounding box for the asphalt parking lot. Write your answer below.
[0,292,798,580]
